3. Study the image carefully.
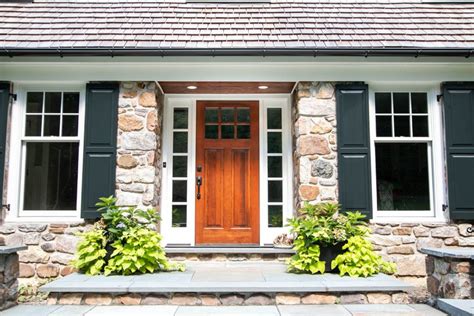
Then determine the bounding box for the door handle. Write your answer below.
[196,176,202,200]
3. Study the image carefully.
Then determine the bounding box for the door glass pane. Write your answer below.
[268,180,283,202]
[376,116,392,137]
[173,108,188,129]
[205,125,218,139]
[268,156,282,177]
[393,93,409,113]
[221,108,234,123]
[44,92,62,113]
[25,115,42,136]
[44,115,60,136]
[172,180,187,202]
[172,205,187,228]
[237,108,250,123]
[267,132,282,153]
[173,156,187,177]
[221,125,234,139]
[411,93,428,114]
[375,143,430,211]
[394,116,410,137]
[267,108,282,129]
[375,93,391,114]
[62,115,79,137]
[237,125,250,139]
[268,205,283,227]
[23,142,79,210]
[173,132,188,153]
[26,92,43,113]
[412,116,429,137]
[205,108,218,123]
[63,93,80,113]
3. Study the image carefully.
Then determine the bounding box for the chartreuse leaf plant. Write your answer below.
[72,196,184,276]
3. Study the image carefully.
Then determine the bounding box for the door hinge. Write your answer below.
[437,94,443,102]
[2,204,10,212]
[442,204,448,212]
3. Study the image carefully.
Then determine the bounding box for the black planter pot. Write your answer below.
[319,243,344,272]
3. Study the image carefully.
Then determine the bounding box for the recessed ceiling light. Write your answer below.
[258,85,269,90]
[187,85,197,90]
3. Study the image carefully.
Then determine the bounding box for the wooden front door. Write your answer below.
[196,101,259,244]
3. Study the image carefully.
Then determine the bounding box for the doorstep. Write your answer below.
[437,299,474,316]
[164,246,295,254]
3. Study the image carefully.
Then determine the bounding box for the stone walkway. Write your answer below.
[3,304,446,316]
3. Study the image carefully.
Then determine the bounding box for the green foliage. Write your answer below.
[331,236,397,277]
[71,226,107,276]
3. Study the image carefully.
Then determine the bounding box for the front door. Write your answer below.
[195,101,259,244]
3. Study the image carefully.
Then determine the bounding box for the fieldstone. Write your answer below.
[55,234,78,254]
[61,266,77,276]
[426,256,435,275]
[49,224,68,234]
[297,135,330,156]
[458,237,474,246]
[122,90,137,99]
[23,233,40,245]
[122,132,156,151]
[170,294,200,305]
[139,92,157,107]
[18,224,47,233]
[413,226,430,237]
[47,295,58,305]
[311,118,333,134]
[444,237,458,246]
[402,236,416,244]
[59,293,83,305]
[367,293,391,304]
[19,247,49,263]
[395,255,427,276]
[19,263,35,277]
[275,293,300,305]
[311,159,333,178]
[434,258,451,275]
[320,187,336,201]
[319,179,336,186]
[200,294,221,306]
[373,226,392,235]
[298,98,335,116]
[0,225,16,234]
[416,237,444,250]
[316,82,335,99]
[141,294,168,305]
[299,185,320,201]
[295,116,311,136]
[84,294,113,305]
[122,82,135,89]
[427,276,440,295]
[117,155,139,169]
[37,264,59,278]
[117,294,141,305]
[423,223,445,228]
[451,261,471,273]
[370,235,402,246]
[51,252,74,265]
[387,245,414,255]
[118,114,143,132]
[458,224,473,237]
[42,233,56,241]
[146,110,157,131]
[431,226,458,238]
[244,294,272,305]
[121,183,146,193]
[340,294,367,304]
[5,233,24,246]
[392,227,413,236]
[392,293,411,304]
[301,294,336,304]
[116,192,142,206]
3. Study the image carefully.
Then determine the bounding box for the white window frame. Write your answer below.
[369,83,447,222]
[161,94,293,246]
[6,83,86,221]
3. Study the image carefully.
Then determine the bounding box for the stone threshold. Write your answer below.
[420,247,474,260]
[164,246,295,254]
[437,299,474,316]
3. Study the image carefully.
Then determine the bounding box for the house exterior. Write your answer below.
[0,0,473,300]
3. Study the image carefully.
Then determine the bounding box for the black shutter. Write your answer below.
[81,82,119,219]
[0,82,10,207]
[443,82,474,220]
[336,83,372,218]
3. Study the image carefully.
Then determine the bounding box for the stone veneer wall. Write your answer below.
[0,247,24,310]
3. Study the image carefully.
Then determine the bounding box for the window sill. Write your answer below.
[370,217,448,224]
[4,217,85,224]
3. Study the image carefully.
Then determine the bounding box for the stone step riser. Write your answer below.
[168,253,292,262]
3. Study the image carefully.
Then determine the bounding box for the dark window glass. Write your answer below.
[267,132,282,153]
[25,115,42,136]
[44,92,62,113]
[205,108,218,123]
[173,132,188,153]
[173,156,187,177]
[62,115,79,137]
[173,108,188,129]
[221,108,234,123]
[237,108,250,123]
[268,205,283,227]
[205,125,218,139]
[23,142,79,210]
[413,116,429,137]
[237,125,250,139]
[267,156,282,177]
[375,143,430,211]
[43,115,60,136]
[221,125,234,139]
[267,108,282,129]
[375,93,391,114]
[172,180,187,202]
[394,116,410,137]
[26,92,43,113]
[268,180,283,202]
[63,93,79,113]
[411,93,428,114]
[172,205,187,228]
[393,93,409,113]
[376,116,392,137]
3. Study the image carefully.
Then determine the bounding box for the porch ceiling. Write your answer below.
[158,81,295,94]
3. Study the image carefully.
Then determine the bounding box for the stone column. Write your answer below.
[0,245,27,310]
[292,82,338,211]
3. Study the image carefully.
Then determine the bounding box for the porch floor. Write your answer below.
[41,261,411,294]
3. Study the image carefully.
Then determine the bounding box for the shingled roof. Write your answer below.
[0,0,473,56]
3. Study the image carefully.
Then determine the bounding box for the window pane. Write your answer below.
[205,108,218,123]
[267,132,282,153]
[26,92,43,113]
[267,108,282,129]
[376,116,392,137]
[268,156,282,178]
[268,180,283,202]
[237,125,250,139]
[44,92,62,113]
[25,115,42,136]
[62,115,78,137]
[268,205,283,227]
[411,93,428,114]
[393,93,409,113]
[375,93,391,114]
[23,142,79,210]
[394,116,410,137]
[413,116,429,137]
[221,108,234,123]
[375,143,430,211]
[221,125,234,139]
[173,132,188,153]
[43,115,60,136]
[205,125,218,139]
[173,108,188,129]
[172,180,187,202]
[173,156,187,177]
[63,93,79,113]
[172,205,187,228]
[237,108,250,123]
